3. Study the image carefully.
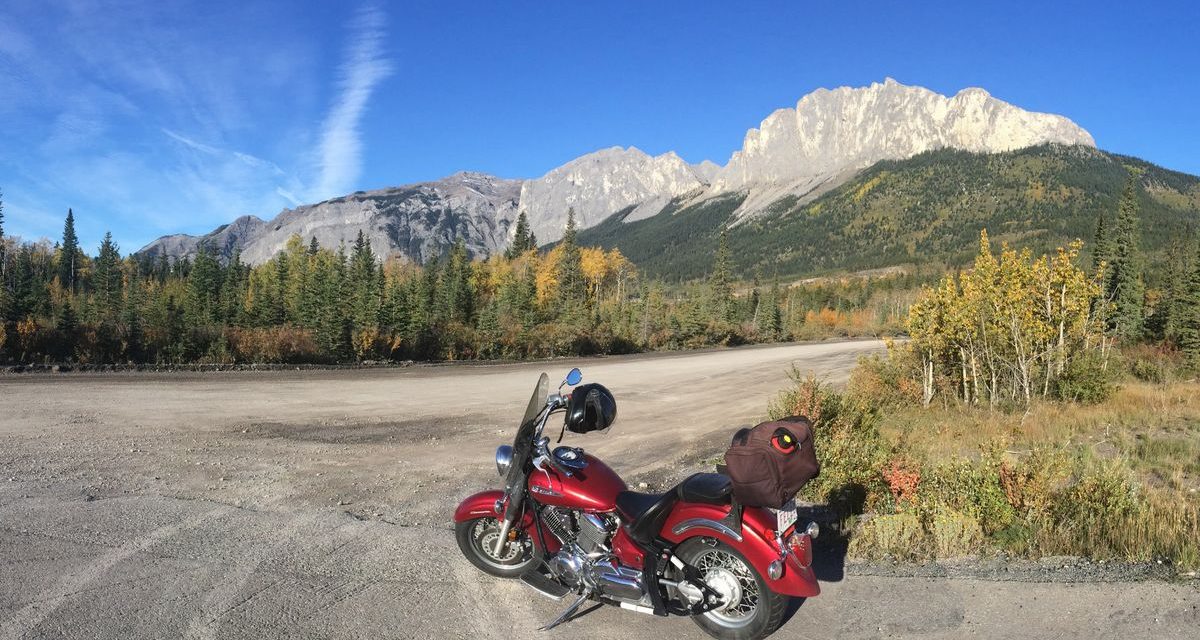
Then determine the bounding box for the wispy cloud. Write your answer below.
[312,4,392,201]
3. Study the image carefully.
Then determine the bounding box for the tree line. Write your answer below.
[0,203,909,365]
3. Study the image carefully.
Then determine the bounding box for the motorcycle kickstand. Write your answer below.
[537,590,590,632]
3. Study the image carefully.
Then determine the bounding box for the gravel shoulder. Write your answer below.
[2,340,1197,639]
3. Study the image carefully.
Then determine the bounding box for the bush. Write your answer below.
[849,513,925,560]
[847,347,924,408]
[1053,351,1116,403]
[228,326,320,363]
[768,369,890,515]
[928,508,984,558]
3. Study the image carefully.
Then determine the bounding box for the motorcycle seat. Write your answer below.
[676,472,733,505]
[614,474,733,545]
[615,490,677,546]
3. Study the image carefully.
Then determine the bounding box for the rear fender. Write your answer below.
[660,502,820,598]
[454,490,561,553]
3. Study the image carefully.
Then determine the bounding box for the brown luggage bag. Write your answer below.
[723,416,820,509]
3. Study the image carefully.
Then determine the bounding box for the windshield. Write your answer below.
[522,373,550,426]
[505,373,549,491]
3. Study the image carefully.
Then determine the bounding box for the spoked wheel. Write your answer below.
[455,517,536,578]
[674,538,790,640]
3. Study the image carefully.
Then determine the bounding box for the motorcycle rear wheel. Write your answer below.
[674,537,790,640]
[455,516,536,578]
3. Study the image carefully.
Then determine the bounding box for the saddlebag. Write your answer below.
[722,416,819,509]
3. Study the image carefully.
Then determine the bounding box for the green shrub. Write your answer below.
[769,369,890,515]
[1053,351,1116,403]
[849,512,925,560]
[929,508,984,558]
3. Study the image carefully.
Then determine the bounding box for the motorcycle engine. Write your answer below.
[542,508,646,603]
[542,507,614,555]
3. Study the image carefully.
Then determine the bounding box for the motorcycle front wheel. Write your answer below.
[455,516,536,578]
[674,537,791,640]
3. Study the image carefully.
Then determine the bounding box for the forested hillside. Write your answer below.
[578,145,1200,282]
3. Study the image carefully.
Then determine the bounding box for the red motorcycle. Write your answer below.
[454,369,820,640]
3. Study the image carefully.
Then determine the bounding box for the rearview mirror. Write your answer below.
[565,368,582,386]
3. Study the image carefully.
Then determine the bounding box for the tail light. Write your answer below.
[786,531,813,568]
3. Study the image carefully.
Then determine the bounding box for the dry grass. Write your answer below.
[784,370,1200,569]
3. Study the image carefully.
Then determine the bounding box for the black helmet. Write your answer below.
[565,383,617,434]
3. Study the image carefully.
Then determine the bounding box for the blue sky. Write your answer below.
[2,0,1197,252]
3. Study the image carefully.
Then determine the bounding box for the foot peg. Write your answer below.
[538,591,589,631]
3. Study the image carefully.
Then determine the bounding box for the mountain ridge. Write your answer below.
[142,79,1105,265]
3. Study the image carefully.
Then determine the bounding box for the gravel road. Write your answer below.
[1,340,1196,639]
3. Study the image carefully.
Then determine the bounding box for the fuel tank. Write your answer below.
[527,452,627,512]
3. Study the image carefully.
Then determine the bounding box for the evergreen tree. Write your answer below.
[439,239,474,324]
[556,209,586,315]
[1180,240,1200,368]
[1106,177,1145,339]
[348,230,381,331]
[56,302,78,360]
[0,187,6,280]
[122,267,146,362]
[505,211,535,259]
[58,208,81,292]
[308,236,320,256]
[710,230,734,323]
[220,249,248,325]
[1092,213,1113,276]
[93,232,123,321]
[9,245,37,320]
[187,243,223,324]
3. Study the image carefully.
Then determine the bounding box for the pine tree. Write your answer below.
[58,208,81,292]
[1180,240,1200,368]
[187,243,223,324]
[439,239,474,324]
[1092,213,1113,276]
[0,187,6,280]
[308,236,320,256]
[556,209,586,315]
[348,230,381,331]
[56,302,78,360]
[93,232,123,321]
[1106,177,1145,339]
[505,211,535,259]
[710,230,734,324]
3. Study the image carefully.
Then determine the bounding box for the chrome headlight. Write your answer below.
[495,445,513,477]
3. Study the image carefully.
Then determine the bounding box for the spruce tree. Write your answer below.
[556,209,586,315]
[187,243,223,324]
[1092,213,1113,276]
[93,232,122,321]
[710,230,734,324]
[1106,177,1145,339]
[506,211,534,259]
[348,230,381,331]
[58,208,80,292]
[1180,240,1200,368]
[0,187,6,279]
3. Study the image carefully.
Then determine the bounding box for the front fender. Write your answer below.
[660,502,820,598]
[454,489,560,553]
[454,490,506,522]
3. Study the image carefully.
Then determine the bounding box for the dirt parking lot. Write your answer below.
[1,340,1197,639]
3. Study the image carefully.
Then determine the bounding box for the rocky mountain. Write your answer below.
[708,78,1096,217]
[141,79,1102,265]
[517,146,709,242]
[577,144,1200,280]
[141,172,521,264]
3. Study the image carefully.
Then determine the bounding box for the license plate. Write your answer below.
[772,499,797,532]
